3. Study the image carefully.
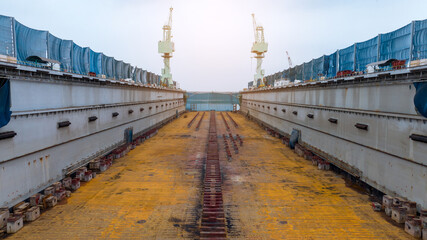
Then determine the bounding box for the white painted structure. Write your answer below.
[0,62,185,208]
[241,67,427,209]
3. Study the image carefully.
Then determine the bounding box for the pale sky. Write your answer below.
[2,0,427,91]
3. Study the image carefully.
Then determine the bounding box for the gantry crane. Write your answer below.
[158,7,174,87]
[251,13,268,88]
[286,51,293,68]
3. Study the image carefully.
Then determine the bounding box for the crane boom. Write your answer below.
[168,7,173,29]
[251,14,257,42]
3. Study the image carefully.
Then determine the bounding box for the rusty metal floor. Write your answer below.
[8,112,412,239]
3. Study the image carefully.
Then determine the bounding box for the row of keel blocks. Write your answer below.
[236,134,243,146]
[228,133,239,154]
[219,112,230,132]
[0,125,164,236]
[225,112,238,128]
[201,111,226,239]
[247,111,427,239]
[187,112,200,128]
[381,195,427,238]
[196,112,206,130]
[222,134,232,160]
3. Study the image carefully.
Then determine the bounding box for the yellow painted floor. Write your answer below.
[10,112,206,239]
[9,111,413,239]
[218,112,412,240]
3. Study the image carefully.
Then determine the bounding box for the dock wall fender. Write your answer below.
[289,129,299,149]
[0,78,11,128]
[414,82,427,118]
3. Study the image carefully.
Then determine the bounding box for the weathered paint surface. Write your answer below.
[241,78,427,209]
[9,112,412,239]
[0,69,185,208]
[220,113,413,239]
[8,112,205,239]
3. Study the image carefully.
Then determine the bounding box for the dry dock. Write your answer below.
[8,112,413,239]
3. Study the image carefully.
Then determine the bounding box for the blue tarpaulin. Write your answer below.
[89,49,102,75]
[0,79,11,128]
[303,61,313,80]
[47,33,61,62]
[101,54,115,78]
[295,65,303,80]
[123,63,131,79]
[15,20,48,61]
[379,23,411,61]
[133,67,143,83]
[325,51,337,78]
[264,19,427,82]
[114,60,124,80]
[339,44,355,71]
[412,19,427,60]
[48,33,73,71]
[142,70,147,83]
[312,56,325,79]
[0,15,14,57]
[72,43,90,75]
[355,36,378,71]
[0,14,160,83]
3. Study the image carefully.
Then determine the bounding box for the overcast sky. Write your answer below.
[2,0,427,91]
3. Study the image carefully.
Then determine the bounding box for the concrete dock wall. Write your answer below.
[241,71,427,209]
[0,65,185,207]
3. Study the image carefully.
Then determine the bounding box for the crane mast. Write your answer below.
[251,13,268,88]
[286,51,293,68]
[158,7,174,87]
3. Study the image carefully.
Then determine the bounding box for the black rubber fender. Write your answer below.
[414,82,427,118]
[289,129,299,149]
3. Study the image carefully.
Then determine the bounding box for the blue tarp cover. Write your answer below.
[412,19,427,60]
[0,79,11,128]
[325,51,337,78]
[312,56,325,79]
[115,60,124,80]
[339,44,355,71]
[0,14,160,81]
[72,43,90,74]
[355,36,378,71]
[101,54,115,78]
[0,15,14,57]
[89,49,102,75]
[379,23,411,61]
[15,20,48,61]
[295,65,303,80]
[48,34,73,71]
[303,61,313,80]
[265,19,427,82]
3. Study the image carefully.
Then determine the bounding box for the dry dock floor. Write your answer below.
[9,112,413,239]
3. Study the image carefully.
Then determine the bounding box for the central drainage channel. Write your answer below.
[200,111,227,239]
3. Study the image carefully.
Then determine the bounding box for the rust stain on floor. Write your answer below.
[8,111,413,239]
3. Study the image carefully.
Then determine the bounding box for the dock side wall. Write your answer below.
[241,78,427,209]
[0,70,185,208]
